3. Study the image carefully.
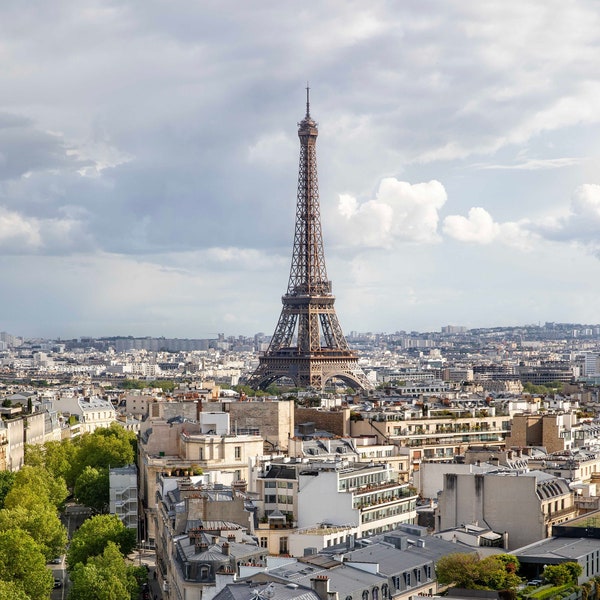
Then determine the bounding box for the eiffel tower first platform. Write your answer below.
[247,91,372,391]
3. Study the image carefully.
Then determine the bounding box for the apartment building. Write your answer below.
[351,406,510,474]
[139,411,264,544]
[297,461,417,538]
[155,475,265,600]
[505,412,584,452]
[436,470,578,550]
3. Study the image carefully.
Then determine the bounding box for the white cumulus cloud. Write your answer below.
[531,184,600,255]
[443,207,533,249]
[334,178,447,248]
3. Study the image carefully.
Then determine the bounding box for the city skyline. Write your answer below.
[1,3,600,338]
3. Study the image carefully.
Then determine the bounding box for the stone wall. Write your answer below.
[294,407,350,437]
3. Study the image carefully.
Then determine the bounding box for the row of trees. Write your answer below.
[0,465,68,598]
[0,423,141,598]
[26,423,137,512]
[436,552,582,592]
[67,514,143,599]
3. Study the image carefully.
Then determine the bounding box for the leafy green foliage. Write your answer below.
[25,440,79,487]
[4,465,68,510]
[436,552,522,591]
[69,542,144,600]
[0,504,67,561]
[523,381,563,394]
[543,562,582,586]
[0,579,29,600]
[0,471,15,509]
[0,528,53,600]
[74,466,110,513]
[119,379,175,392]
[67,514,137,570]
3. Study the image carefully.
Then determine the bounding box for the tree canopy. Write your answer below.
[543,562,582,586]
[0,471,15,509]
[67,514,137,570]
[0,528,53,600]
[4,465,68,510]
[74,466,110,513]
[25,424,137,512]
[436,553,522,591]
[0,580,29,600]
[0,504,67,561]
[69,542,145,600]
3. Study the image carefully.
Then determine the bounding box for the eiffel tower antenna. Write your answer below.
[247,91,372,391]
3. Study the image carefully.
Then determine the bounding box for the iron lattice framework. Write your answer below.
[248,91,372,391]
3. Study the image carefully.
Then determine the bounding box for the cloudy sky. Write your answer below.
[2,1,600,339]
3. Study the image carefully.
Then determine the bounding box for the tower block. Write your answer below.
[248,91,371,391]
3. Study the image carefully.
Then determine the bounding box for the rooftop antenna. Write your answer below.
[306,82,310,118]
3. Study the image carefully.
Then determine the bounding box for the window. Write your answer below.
[235,446,241,459]
[260,537,268,548]
[279,537,288,554]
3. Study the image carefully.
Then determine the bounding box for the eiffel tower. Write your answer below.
[248,90,371,391]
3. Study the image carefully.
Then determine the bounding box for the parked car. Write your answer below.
[53,579,63,589]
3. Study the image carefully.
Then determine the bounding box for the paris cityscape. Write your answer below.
[4,2,600,600]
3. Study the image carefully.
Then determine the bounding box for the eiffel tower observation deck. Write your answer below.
[248,90,372,391]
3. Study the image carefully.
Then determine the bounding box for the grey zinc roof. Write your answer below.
[344,543,431,574]
[513,536,600,563]
[267,561,386,598]
[214,581,320,600]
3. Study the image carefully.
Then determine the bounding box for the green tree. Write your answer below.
[119,380,146,390]
[74,466,109,513]
[148,380,175,392]
[0,528,53,600]
[26,439,80,486]
[564,562,583,583]
[0,504,67,560]
[71,429,135,483]
[4,465,68,510]
[436,553,521,591]
[0,580,29,600]
[436,553,481,588]
[477,555,522,590]
[67,515,137,569]
[543,562,582,586]
[69,542,143,600]
[0,471,15,509]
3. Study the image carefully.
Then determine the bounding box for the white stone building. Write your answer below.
[297,461,417,538]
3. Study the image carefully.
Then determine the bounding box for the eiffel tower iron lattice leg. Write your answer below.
[248,89,372,391]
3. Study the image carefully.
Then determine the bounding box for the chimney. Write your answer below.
[212,536,219,545]
[417,538,425,548]
[222,542,230,556]
[311,576,330,600]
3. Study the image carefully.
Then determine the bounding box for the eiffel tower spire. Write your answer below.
[248,92,371,391]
